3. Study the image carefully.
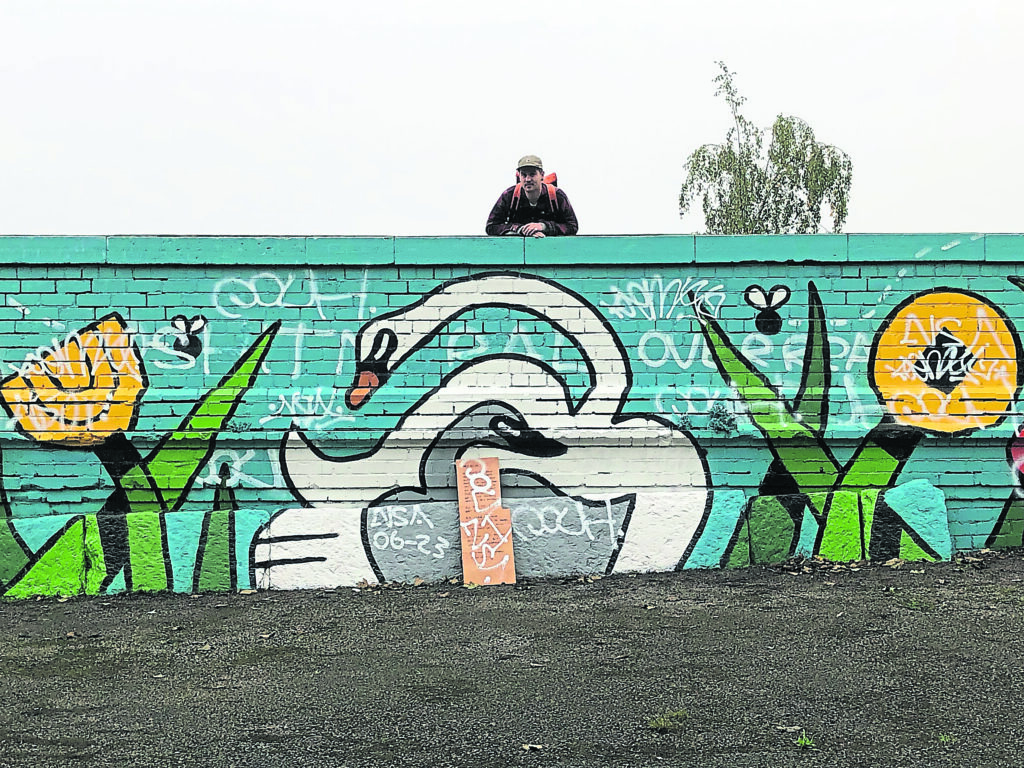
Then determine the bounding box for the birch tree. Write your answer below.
[680,62,853,234]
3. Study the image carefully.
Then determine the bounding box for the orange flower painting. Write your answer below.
[869,290,1021,434]
[0,314,147,445]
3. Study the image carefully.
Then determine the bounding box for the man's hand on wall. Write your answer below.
[519,222,546,238]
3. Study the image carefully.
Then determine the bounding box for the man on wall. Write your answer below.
[485,154,579,237]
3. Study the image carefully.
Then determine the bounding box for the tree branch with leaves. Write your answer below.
[680,62,853,235]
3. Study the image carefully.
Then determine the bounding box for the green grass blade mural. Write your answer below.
[790,282,831,434]
[120,321,280,515]
[694,282,841,496]
[697,283,1016,567]
[193,463,240,593]
[2,320,280,597]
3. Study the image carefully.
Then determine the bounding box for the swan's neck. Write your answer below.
[391,275,630,399]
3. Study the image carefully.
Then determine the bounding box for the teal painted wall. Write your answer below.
[1,234,1021,596]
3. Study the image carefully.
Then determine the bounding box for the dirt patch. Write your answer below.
[1,551,1023,767]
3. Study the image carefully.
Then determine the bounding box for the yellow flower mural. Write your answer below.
[0,314,147,445]
[869,290,1021,434]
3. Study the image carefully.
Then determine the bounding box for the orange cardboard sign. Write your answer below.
[455,457,516,585]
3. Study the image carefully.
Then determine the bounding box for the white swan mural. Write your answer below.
[254,272,710,589]
[251,393,567,589]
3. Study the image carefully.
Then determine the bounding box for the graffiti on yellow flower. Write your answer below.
[869,290,1021,434]
[0,314,147,445]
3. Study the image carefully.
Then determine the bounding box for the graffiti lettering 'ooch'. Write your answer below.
[3,243,1024,598]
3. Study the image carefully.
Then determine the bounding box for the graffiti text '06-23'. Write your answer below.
[2,234,1024,597]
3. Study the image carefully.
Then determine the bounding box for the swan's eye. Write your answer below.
[366,328,398,363]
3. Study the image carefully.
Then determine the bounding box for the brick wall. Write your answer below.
[1,234,1021,596]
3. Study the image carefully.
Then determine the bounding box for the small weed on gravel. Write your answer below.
[793,729,816,749]
[647,709,690,733]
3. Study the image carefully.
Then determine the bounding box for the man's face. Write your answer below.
[518,166,543,191]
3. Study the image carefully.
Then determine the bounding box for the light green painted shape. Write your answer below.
[838,441,903,490]
[195,510,234,593]
[4,517,86,598]
[696,234,848,263]
[817,492,862,561]
[525,235,695,265]
[724,516,751,568]
[898,529,936,562]
[83,515,107,595]
[747,495,796,565]
[126,512,167,592]
[860,489,879,552]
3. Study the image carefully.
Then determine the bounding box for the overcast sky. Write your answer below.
[1,1,1021,236]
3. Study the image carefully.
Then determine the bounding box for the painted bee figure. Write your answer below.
[743,285,791,336]
[171,314,207,359]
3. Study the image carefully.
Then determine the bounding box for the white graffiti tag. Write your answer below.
[602,275,725,321]
[212,269,369,321]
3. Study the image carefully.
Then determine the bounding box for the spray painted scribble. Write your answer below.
[601,275,726,321]
[1,314,147,444]
[869,290,1020,434]
[456,457,515,585]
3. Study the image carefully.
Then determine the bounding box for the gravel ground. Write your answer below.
[1,551,1023,768]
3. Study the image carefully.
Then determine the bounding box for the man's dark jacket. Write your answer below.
[485,184,579,236]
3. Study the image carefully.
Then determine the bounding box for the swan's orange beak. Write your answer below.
[346,370,380,410]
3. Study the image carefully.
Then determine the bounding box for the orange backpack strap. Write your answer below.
[509,183,523,219]
[545,183,558,208]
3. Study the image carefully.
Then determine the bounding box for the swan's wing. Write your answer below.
[252,506,378,589]
[280,429,418,509]
[611,488,709,573]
